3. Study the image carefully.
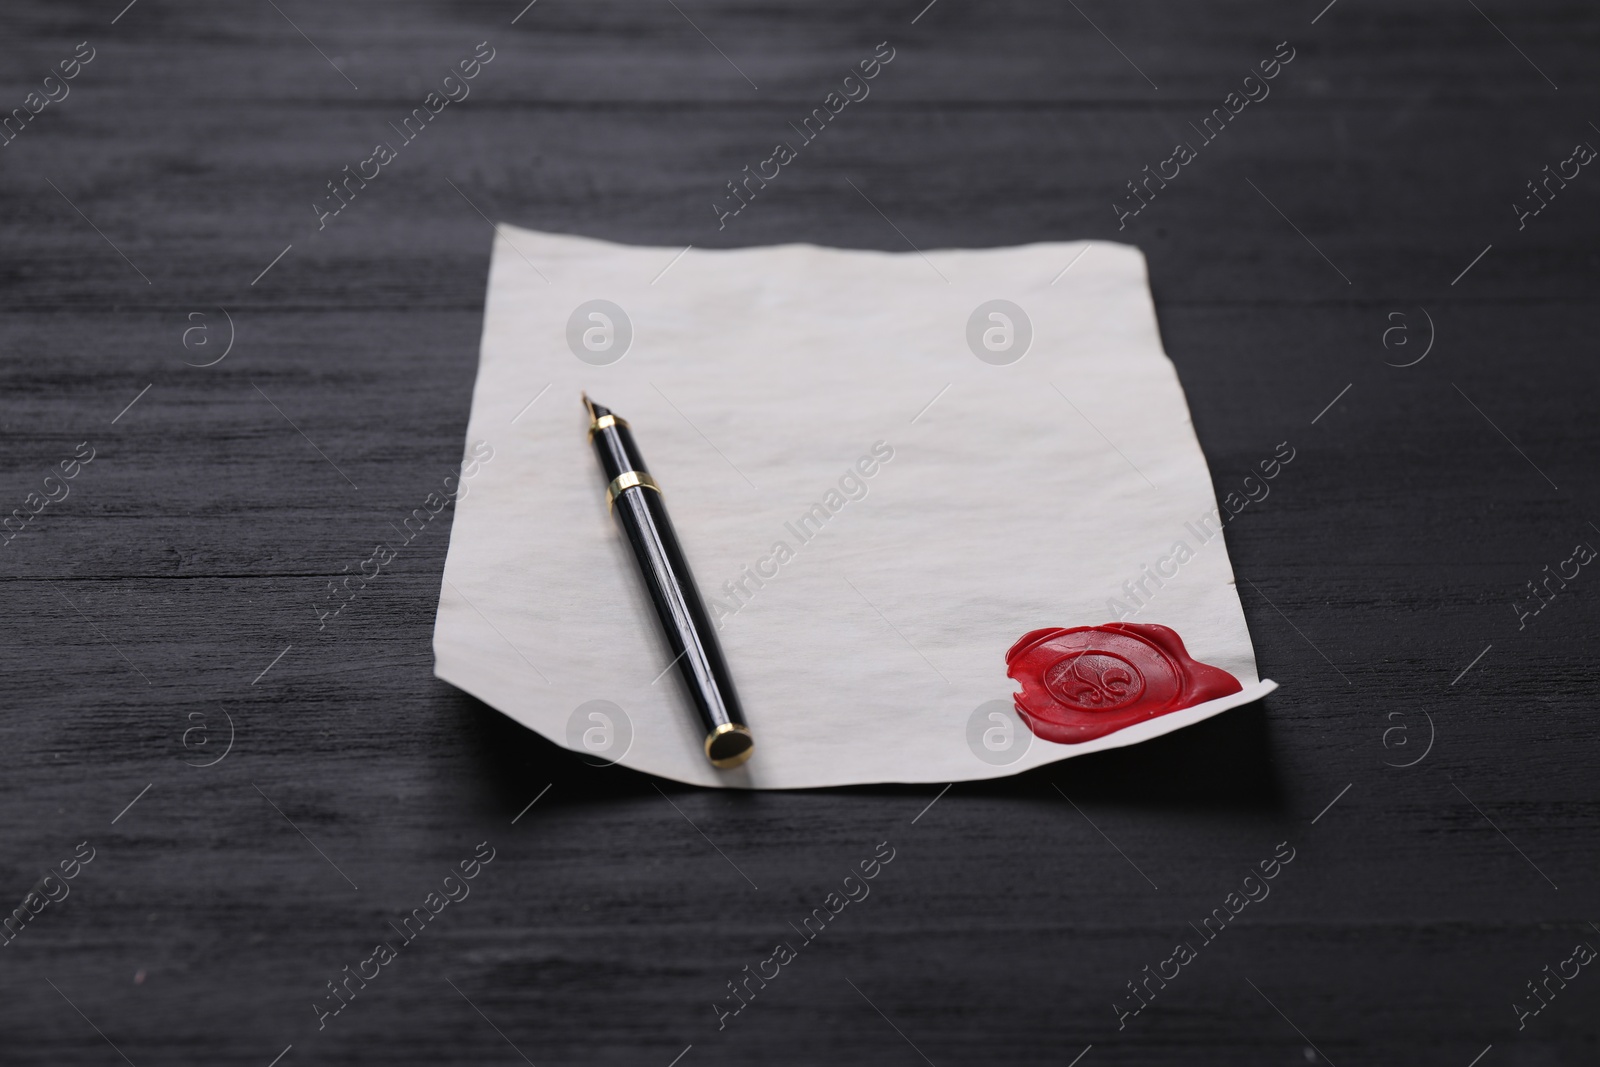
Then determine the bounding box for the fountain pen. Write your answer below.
[583,394,754,768]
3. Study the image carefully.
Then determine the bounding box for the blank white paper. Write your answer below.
[433,226,1275,789]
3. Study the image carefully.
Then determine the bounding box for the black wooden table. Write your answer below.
[3,2,1596,1064]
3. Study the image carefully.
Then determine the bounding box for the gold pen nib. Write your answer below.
[581,391,596,421]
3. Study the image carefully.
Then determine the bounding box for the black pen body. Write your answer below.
[586,399,753,768]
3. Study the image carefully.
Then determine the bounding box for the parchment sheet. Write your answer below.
[433,226,1276,789]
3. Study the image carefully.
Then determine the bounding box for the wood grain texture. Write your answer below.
[1,1,1597,1063]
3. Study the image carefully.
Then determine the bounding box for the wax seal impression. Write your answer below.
[1005,623,1242,744]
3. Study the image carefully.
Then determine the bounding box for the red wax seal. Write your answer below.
[1005,623,1242,744]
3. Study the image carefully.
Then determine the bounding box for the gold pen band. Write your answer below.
[704,722,754,768]
[588,413,629,439]
[606,470,660,507]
